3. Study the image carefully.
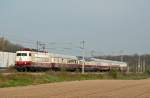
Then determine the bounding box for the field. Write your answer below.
[0,79,150,98]
[0,71,150,98]
[0,70,150,88]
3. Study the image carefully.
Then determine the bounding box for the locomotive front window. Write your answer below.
[17,53,21,56]
[22,53,27,56]
[17,53,27,56]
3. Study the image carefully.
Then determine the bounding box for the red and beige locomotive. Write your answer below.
[15,49,128,72]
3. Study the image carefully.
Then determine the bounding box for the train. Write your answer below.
[15,49,128,72]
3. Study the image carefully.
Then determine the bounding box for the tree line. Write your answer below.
[0,37,23,53]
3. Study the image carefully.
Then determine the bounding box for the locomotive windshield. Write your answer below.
[17,53,27,56]
[17,53,21,56]
[22,53,27,56]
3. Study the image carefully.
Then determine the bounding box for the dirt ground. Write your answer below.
[0,80,150,98]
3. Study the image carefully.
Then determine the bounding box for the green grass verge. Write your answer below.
[0,71,150,88]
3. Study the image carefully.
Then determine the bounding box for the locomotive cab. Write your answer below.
[15,51,32,67]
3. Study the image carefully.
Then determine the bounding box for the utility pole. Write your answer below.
[143,55,146,73]
[121,55,123,62]
[138,55,141,72]
[37,41,39,52]
[39,43,46,52]
[120,50,124,62]
[81,40,85,74]
[37,41,46,52]
[36,41,39,65]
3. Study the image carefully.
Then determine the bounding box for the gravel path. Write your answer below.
[0,80,150,98]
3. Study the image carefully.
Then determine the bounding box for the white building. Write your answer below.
[0,52,16,68]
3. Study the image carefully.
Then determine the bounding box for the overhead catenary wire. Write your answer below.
[0,35,130,57]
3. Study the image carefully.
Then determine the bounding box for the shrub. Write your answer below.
[145,68,150,75]
[109,69,119,79]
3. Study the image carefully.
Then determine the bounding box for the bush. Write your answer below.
[109,69,119,79]
[145,69,150,75]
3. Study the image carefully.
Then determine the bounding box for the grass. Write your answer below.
[0,71,150,88]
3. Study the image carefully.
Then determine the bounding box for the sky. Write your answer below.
[0,0,150,56]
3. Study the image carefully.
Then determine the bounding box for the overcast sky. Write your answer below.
[0,0,150,55]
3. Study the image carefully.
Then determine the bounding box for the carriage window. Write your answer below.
[29,53,31,56]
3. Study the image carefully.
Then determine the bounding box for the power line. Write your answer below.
[1,34,88,57]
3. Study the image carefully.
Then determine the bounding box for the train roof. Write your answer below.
[91,58,127,64]
[78,57,127,64]
[49,53,78,59]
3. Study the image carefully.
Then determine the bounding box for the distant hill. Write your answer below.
[0,37,23,53]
